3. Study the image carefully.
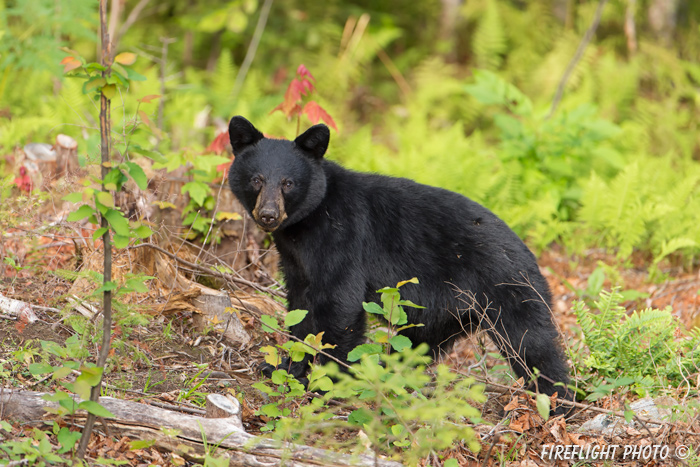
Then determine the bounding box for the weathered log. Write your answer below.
[0,390,402,467]
[0,292,38,323]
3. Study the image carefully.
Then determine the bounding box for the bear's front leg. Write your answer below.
[260,283,367,379]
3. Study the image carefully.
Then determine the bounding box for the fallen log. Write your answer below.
[0,390,402,467]
[0,293,38,323]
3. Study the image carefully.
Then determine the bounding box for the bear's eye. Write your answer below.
[282,179,294,192]
[251,176,262,189]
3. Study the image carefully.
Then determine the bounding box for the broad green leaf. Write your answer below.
[83,76,106,94]
[362,302,384,315]
[389,335,412,352]
[104,209,130,236]
[285,309,308,327]
[52,366,73,380]
[28,362,54,375]
[260,346,280,366]
[260,315,280,332]
[114,52,137,65]
[76,366,103,387]
[252,382,274,395]
[348,408,372,426]
[192,155,233,172]
[536,393,550,420]
[271,369,291,385]
[133,224,153,239]
[92,227,107,240]
[130,144,167,163]
[66,204,95,222]
[289,341,313,360]
[130,439,156,449]
[95,191,114,208]
[62,192,84,203]
[182,181,209,206]
[78,400,114,418]
[95,281,118,294]
[125,67,147,82]
[56,427,81,453]
[122,161,148,190]
[391,424,405,436]
[41,340,66,357]
[309,376,333,392]
[347,343,383,362]
[102,84,116,99]
[113,234,130,248]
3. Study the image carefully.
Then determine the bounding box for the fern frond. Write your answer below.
[472,0,506,71]
[210,48,237,117]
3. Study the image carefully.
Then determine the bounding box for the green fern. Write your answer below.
[209,48,238,117]
[472,0,507,71]
[573,288,699,395]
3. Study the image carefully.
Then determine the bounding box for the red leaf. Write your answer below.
[287,103,302,118]
[138,94,162,103]
[302,101,338,131]
[285,79,304,103]
[206,131,231,155]
[300,78,315,95]
[271,79,306,118]
[297,64,315,82]
[60,56,81,73]
[13,166,32,193]
[216,161,232,178]
[270,102,284,115]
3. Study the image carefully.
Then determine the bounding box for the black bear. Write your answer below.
[228,116,571,403]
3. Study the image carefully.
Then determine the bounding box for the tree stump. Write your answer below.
[55,134,80,178]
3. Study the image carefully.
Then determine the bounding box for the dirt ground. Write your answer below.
[2,211,700,465]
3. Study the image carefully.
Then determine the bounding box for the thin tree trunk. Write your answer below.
[76,0,113,458]
[648,0,679,46]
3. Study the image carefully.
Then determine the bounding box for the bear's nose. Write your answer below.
[259,209,278,226]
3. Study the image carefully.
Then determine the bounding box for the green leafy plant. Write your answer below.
[573,288,700,398]
[0,426,66,466]
[152,149,234,242]
[177,364,212,407]
[254,282,484,463]
[271,64,338,135]
[352,277,424,360]
[279,345,485,464]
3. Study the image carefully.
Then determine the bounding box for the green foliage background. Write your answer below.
[2,0,700,267]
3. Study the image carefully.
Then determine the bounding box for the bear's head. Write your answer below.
[227,116,329,232]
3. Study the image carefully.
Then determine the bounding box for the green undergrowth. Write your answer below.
[571,287,700,402]
[4,1,700,266]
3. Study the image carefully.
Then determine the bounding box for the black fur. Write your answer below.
[228,116,571,402]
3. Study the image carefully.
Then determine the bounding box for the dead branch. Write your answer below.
[0,390,402,467]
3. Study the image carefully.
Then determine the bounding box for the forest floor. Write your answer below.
[2,197,700,466]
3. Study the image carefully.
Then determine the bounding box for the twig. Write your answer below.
[156,37,175,148]
[230,0,274,100]
[470,376,679,428]
[127,242,286,299]
[546,0,609,119]
[113,0,152,53]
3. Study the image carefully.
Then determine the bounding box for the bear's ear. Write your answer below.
[294,124,330,160]
[229,116,264,155]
